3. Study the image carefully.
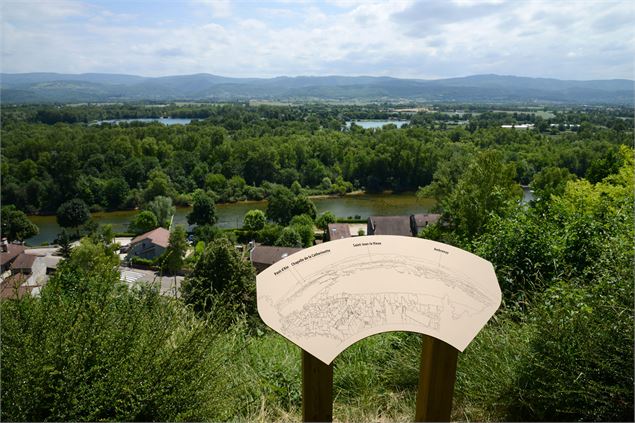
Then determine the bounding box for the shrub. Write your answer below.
[0,260,240,421]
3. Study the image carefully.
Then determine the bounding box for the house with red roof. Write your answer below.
[126,227,170,260]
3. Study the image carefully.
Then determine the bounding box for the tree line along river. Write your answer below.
[26,188,534,246]
[25,193,436,246]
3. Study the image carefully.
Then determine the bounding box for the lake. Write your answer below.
[346,120,410,129]
[93,118,193,125]
[25,193,436,246]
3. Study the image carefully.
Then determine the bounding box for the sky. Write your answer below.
[1,0,634,80]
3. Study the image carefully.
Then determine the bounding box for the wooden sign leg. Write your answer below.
[302,349,333,422]
[415,335,459,422]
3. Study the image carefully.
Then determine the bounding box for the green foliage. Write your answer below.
[180,239,256,319]
[274,227,303,248]
[161,225,188,275]
[257,223,283,245]
[1,205,39,241]
[530,166,576,201]
[512,277,634,421]
[145,195,175,228]
[103,177,129,210]
[315,211,336,230]
[55,229,73,258]
[441,151,522,243]
[266,185,317,225]
[56,199,91,230]
[187,189,217,227]
[0,261,241,421]
[127,210,158,235]
[288,215,315,247]
[143,169,175,202]
[243,209,266,232]
[65,238,120,276]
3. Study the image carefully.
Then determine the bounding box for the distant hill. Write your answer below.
[1,72,632,105]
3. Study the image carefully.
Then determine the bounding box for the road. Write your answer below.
[119,267,183,298]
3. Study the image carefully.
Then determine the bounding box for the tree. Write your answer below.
[162,226,188,276]
[1,205,39,242]
[65,237,120,275]
[180,239,256,317]
[103,177,129,210]
[315,211,336,230]
[143,169,175,202]
[187,190,217,227]
[205,173,227,194]
[442,151,522,242]
[128,211,158,235]
[289,214,315,247]
[266,185,296,225]
[56,229,73,258]
[275,227,303,248]
[146,196,175,228]
[530,167,577,201]
[56,199,90,234]
[256,223,283,245]
[243,209,266,232]
[266,185,317,225]
[292,195,317,221]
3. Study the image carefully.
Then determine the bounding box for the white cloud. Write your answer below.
[1,0,633,80]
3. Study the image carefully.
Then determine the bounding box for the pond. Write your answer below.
[346,120,410,129]
[25,193,435,246]
[93,118,193,125]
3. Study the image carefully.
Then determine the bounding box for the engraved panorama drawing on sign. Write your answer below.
[257,235,501,364]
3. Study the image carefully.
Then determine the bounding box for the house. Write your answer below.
[249,245,302,274]
[10,253,47,285]
[327,223,351,241]
[410,213,441,236]
[367,216,414,237]
[0,241,26,274]
[126,227,170,260]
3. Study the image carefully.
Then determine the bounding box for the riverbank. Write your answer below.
[25,193,437,246]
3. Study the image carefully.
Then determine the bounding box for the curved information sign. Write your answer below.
[257,235,501,364]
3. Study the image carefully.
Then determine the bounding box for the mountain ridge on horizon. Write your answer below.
[1,72,632,105]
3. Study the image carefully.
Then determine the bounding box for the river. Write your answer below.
[26,188,534,246]
[25,193,436,246]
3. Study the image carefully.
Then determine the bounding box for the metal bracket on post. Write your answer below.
[302,349,333,422]
[415,335,459,422]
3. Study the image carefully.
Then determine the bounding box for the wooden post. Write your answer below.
[302,349,333,422]
[415,335,459,422]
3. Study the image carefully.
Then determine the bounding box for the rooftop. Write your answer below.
[130,227,171,249]
[368,216,413,237]
[250,245,302,265]
[327,223,352,240]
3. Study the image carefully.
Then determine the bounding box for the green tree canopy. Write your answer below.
[146,196,175,228]
[266,185,317,225]
[1,205,39,242]
[128,210,158,235]
[243,209,266,232]
[315,211,336,230]
[56,199,91,231]
[442,151,522,242]
[274,227,303,248]
[162,226,188,275]
[187,190,217,227]
[530,166,577,201]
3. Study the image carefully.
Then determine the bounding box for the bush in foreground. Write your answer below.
[1,257,240,421]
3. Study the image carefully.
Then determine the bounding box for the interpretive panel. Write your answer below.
[257,235,501,364]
